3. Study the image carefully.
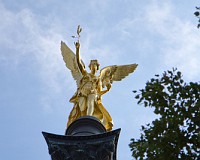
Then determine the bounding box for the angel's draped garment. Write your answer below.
[67,71,113,131]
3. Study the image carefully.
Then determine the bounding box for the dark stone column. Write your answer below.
[65,116,107,136]
[42,116,121,160]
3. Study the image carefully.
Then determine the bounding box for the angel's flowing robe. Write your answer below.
[67,72,113,131]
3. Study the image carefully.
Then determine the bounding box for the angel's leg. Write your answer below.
[78,96,86,116]
[87,94,96,116]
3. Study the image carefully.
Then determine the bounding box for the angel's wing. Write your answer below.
[100,64,138,82]
[60,41,83,86]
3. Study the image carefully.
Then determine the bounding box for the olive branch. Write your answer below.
[72,25,82,41]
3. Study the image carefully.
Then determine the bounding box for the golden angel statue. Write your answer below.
[61,27,138,131]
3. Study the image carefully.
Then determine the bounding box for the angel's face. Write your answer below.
[91,63,97,72]
[89,60,99,73]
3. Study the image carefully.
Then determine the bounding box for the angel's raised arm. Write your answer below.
[75,41,86,75]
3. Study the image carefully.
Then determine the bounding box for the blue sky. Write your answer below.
[0,0,200,159]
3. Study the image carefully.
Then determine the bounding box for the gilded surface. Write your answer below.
[61,26,138,131]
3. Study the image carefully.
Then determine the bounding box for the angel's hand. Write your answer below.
[75,42,80,49]
[106,83,112,91]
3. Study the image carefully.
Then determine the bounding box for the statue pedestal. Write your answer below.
[42,116,121,160]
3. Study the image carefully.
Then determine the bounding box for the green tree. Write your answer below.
[130,68,200,160]
[194,6,200,28]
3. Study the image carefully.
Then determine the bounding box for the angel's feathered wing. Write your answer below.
[100,64,138,83]
[60,41,83,86]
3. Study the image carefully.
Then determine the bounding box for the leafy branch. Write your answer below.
[194,6,200,28]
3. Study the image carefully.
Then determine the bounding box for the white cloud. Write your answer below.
[0,2,117,114]
[143,1,200,81]
[0,3,69,112]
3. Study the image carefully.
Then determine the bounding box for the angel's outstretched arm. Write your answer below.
[98,79,111,96]
[99,87,110,95]
[75,41,86,74]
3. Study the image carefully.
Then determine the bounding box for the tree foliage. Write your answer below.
[194,6,200,28]
[130,68,200,160]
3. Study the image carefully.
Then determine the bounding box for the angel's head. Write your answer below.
[89,60,100,72]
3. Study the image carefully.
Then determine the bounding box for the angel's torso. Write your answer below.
[78,72,100,96]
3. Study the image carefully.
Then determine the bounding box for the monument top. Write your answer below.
[61,26,138,131]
